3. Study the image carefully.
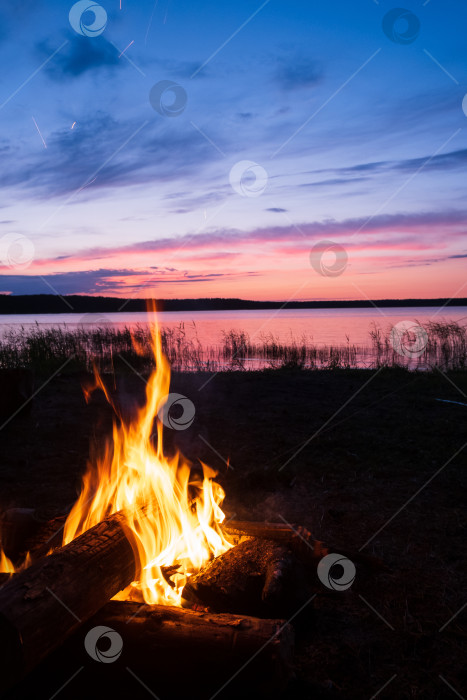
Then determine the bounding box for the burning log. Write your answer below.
[10,602,294,699]
[184,521,385,616]
[0,517,297,694]
[98,601,293,676]
[225,519,328,558]
[90,602,294,691]
[0,506,384,689]
[182,537,312,617]
[0,508,67,565]
[0,509,37,560]
[1,513,323,566]
[0,511,136,688]
[224,520,385,574]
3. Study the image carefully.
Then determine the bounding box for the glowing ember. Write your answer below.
[61,306,232,605]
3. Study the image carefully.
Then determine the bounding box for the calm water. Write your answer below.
[1,307,466,348]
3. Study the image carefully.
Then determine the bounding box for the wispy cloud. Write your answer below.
[38,36,121,79]
[0,113,220,200]
[0,267,234,296]
[45,209,466,264]
[275,55,323,90]
[308,149,467,181]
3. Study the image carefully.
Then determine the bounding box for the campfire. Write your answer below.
[0,308,373,698]
[61,306,232,606]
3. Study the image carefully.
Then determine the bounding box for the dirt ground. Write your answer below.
[0,367,466,699]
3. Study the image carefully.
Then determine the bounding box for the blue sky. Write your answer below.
[0,0,466,300]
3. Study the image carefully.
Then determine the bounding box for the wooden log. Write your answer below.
[182,537,312,617]
[3,512,320,563]
[0,573,11,587]
[0,511,136,689]
[224,520,386,573]
[10,602,294,700]
[225,519,328,558]
[0,508,37,560]
[95,600,294,673]
[24,514,67,562]
[3,511,380,572]
[0,508,67,564]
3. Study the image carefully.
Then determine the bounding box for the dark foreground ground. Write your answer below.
[0,368,466,699]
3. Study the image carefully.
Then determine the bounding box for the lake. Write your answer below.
[1,307,466,348]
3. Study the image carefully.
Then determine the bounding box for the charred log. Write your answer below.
[0,511,136,689]
[91,601,294,692]
[224,519,328,559]
[182,537,312,617]
[224,520,385,574]
[0,508,67,564]
[8,602,294,700]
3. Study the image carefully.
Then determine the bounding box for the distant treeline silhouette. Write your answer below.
[0,295,466,315]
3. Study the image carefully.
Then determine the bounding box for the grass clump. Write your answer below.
[0,319,465,374]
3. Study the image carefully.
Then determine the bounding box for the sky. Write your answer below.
[0,0,465,302]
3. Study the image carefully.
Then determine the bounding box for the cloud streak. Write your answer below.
[38,209,466,265]
[38,36,121,79]
[0,113,221,200]
[0,267,237,296]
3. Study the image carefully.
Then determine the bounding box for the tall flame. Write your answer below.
[62,307,231,604]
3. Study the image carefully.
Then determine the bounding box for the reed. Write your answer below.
[0,319,465,373]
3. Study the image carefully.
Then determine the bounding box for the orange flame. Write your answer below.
[62,306,232,604]
[0,549,15,575]
[0,543,30,575]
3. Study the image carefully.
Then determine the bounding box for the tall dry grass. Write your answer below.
[0,319,465,373]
